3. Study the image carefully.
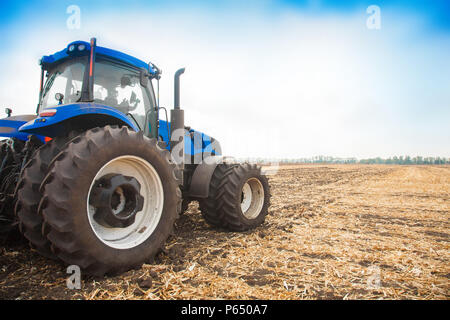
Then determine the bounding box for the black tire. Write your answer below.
[0,139,16,237]
[15,134,78,258]
[0,139,24,195]
[0,140,6,167]
[0,139,22,183]
[0,140,9,213]
[40,126,181,276]
[0,139,25,222]
[199,163,236,227]
[200,163,271,231]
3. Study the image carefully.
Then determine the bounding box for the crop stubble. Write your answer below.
[0,164,448,299]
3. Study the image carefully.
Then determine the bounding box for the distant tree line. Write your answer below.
[358,156,449,165]
[239,156,450,165]
[278,156,359,164]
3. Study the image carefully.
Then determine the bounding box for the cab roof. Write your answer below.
[40,40,157,75]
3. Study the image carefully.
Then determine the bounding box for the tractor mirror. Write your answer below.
[55,93,64,104]
[140,68,149,88]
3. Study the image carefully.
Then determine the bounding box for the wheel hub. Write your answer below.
[240,178,265,219]
[89,173,144,228]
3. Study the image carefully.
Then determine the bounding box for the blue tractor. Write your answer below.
[0,39,270,275]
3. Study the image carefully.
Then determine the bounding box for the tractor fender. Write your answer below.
[19,103,139,138]
[188,155,225,198]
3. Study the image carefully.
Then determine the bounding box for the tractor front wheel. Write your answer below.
[40,126,181,275]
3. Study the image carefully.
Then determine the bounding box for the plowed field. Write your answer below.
[1,165,448,299]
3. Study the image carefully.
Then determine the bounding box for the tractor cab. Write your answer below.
[37,40,159,138]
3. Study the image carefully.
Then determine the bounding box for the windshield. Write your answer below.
[93,59,154,131]
[38,57,157,137]
[40,59,86,111]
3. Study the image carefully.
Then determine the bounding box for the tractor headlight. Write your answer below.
[68,44,76,52]
[78,44,86,51]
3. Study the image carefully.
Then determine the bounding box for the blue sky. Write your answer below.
[0,1,449,158]
[2,1,449,29]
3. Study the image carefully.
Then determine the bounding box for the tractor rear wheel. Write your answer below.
[40,126,181,275]
[200,163,270,231]
[15,134,78,258]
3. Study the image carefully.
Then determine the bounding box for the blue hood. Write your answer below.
[0,115,37,141]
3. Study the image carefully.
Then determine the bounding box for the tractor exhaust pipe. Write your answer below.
[174,68,185,109]
[170,68,186,173]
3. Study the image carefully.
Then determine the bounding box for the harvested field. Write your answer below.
[0,164,449,300]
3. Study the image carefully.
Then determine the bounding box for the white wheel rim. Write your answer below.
[87,155,164,250]
[241,177,265,219]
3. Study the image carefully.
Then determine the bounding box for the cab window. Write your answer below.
[93,59,152,130]
[40,59,86,110]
